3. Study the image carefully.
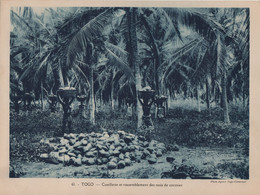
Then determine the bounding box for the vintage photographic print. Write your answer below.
[9,6,249,180]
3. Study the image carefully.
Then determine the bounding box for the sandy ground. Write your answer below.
[13,146,248,179]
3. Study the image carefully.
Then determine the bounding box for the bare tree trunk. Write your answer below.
[206,73,210,109]
[213,83,218,107]
[89,66,95,125]
[136,73,142,129]
[128,8,142,128]
[111,69,115,110]
[41,81,44,110]
[166,88,170,112]
[222,71,230,124]
[197,85,201,112]
[159,76,166,96]
[99,90,103,113]
[217,33,230,124]
[154,58,158,94]
[141,15,160,95]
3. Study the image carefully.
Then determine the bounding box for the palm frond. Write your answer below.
[67,8,122,66]
[33,52,51,83]
[164,8,226,42]
[152,8,183,42]
[11,10,33,32]
[105,47,134,80]
[159,38,203,72]
[73,61,90,88]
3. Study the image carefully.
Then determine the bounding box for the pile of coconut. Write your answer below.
[39,130,174,169]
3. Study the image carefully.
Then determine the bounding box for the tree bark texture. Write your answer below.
[89,65,96,125]
[206,73,210,109]
[141,16,160,95]
[221,71,230,123]
[128,8,142,128]
[111,80,115,110]
[217,34,230,124]
[197,85,201,112]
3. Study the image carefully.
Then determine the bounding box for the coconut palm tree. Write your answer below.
[11,7,248,125]
[11,8,67,99]
[64,7,185,127]
[64,7,229,125]
[161,8,249,123]
[66,8,129,124]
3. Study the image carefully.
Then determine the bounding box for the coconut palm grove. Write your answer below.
[9,7,249,179]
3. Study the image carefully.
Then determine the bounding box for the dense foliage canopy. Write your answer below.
[10,7,249,124]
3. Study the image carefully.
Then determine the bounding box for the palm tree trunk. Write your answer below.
[111,81,114,110]
[128,8,142,128]
[140,15,160,94]
[217,33,230,124]
[159,76,166,96]
[89,66,95,125]
[197,84,201,112]
[221,71,230,123]
[166,88,170,112]
[89,65,96,125]
[206,73,210,109]
[53,66,60,92]
[213,84,217,107]
[41,80,44,110]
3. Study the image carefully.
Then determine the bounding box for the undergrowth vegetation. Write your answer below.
[10,103,249,164]
[156,106,249,149]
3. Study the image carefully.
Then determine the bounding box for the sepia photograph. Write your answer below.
[8,6,250,180]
